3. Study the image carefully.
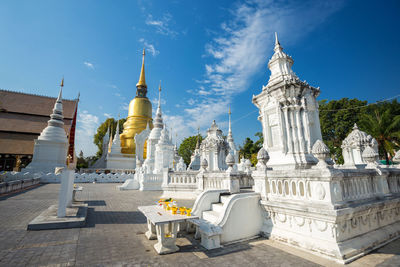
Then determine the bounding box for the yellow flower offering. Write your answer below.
[179,207,186,215]
[171,206,178,214]
[186,208,192,216]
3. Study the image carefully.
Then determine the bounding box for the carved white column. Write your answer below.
[295,104,305,153]
[301,98,311,152]
[289,106,299,154]
[283,106,293,153]
[277,104,287,153]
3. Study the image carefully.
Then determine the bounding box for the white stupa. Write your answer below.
[154,125,174,174]
[252,33,321,169]
[143,82,164,173]
[227,107,239,164]
[199,120,229,171]
[24,80,69,173]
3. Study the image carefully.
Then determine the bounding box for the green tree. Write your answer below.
[359,101,400,164]
[319,98,367,163]
[94,118,126,158]
[76,150,89,170]
[178,135,204,166]
[239,132,263,166]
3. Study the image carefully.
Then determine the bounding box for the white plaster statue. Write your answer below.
[252,33,321,169]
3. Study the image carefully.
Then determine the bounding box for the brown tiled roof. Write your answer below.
[0,89,77,118]
[0,89,78,155]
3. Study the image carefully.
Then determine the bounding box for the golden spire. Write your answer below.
[136,48,147,89]
[60,77,64,87]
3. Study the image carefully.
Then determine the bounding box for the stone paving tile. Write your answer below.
[0,183,399,266]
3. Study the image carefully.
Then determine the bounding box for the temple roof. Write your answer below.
[0,89,78,155]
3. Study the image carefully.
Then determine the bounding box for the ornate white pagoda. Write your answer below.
[24,82,69,173]
[341,123,379,168]
[227,107,239,164]
[199,121,229,171]
[252,33,400,264]
[252,33,321,170]
[143,83,164,174]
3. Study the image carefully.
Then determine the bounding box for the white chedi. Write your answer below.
[24,86,69,173]
[154,126,174,174]
[252,33,321,170]
[144,83,164,173]
[199,120,229,171]
[341,123,378,167]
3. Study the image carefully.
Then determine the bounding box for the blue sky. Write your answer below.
[1,0,399,156]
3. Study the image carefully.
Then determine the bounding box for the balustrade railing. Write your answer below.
[168,172,198,185]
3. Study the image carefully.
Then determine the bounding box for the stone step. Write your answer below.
[211,203,224,213]
[220,195,230,204]
[202,210,220,223]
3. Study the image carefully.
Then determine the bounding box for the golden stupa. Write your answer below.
[120,49,153,156]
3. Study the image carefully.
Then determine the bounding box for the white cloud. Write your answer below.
[121,103,129,111]
[163,114,191,146]
[145,13,177,37]
[139,39,159,56]
[103,113,112,118]
[151,97,166,106]
[75,110,100,156]
[83,61,94,69]
[181,0,344,134]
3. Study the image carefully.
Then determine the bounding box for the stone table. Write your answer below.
[138,205,198,254]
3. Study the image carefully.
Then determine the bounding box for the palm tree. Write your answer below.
[359,106,400,164]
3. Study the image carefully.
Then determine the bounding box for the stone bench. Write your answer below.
[188,218,222,250]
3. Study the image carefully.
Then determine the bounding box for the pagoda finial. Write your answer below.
[136,48,147,91]
[228,106,232,135]
[274,32,283,52]
[57,77,63,102]
[196,127,200,149]
[158,81,162,109]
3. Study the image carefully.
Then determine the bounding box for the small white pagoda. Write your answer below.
[143,83,164,173]
[199,121,229,171]
[24,82,69,173]
[341,123,378,168]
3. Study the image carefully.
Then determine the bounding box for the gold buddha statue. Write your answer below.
[120,49,153,157]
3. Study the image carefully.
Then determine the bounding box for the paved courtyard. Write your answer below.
[0,183,399,267]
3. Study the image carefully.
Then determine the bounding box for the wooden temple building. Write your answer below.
[0,89,78,171]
